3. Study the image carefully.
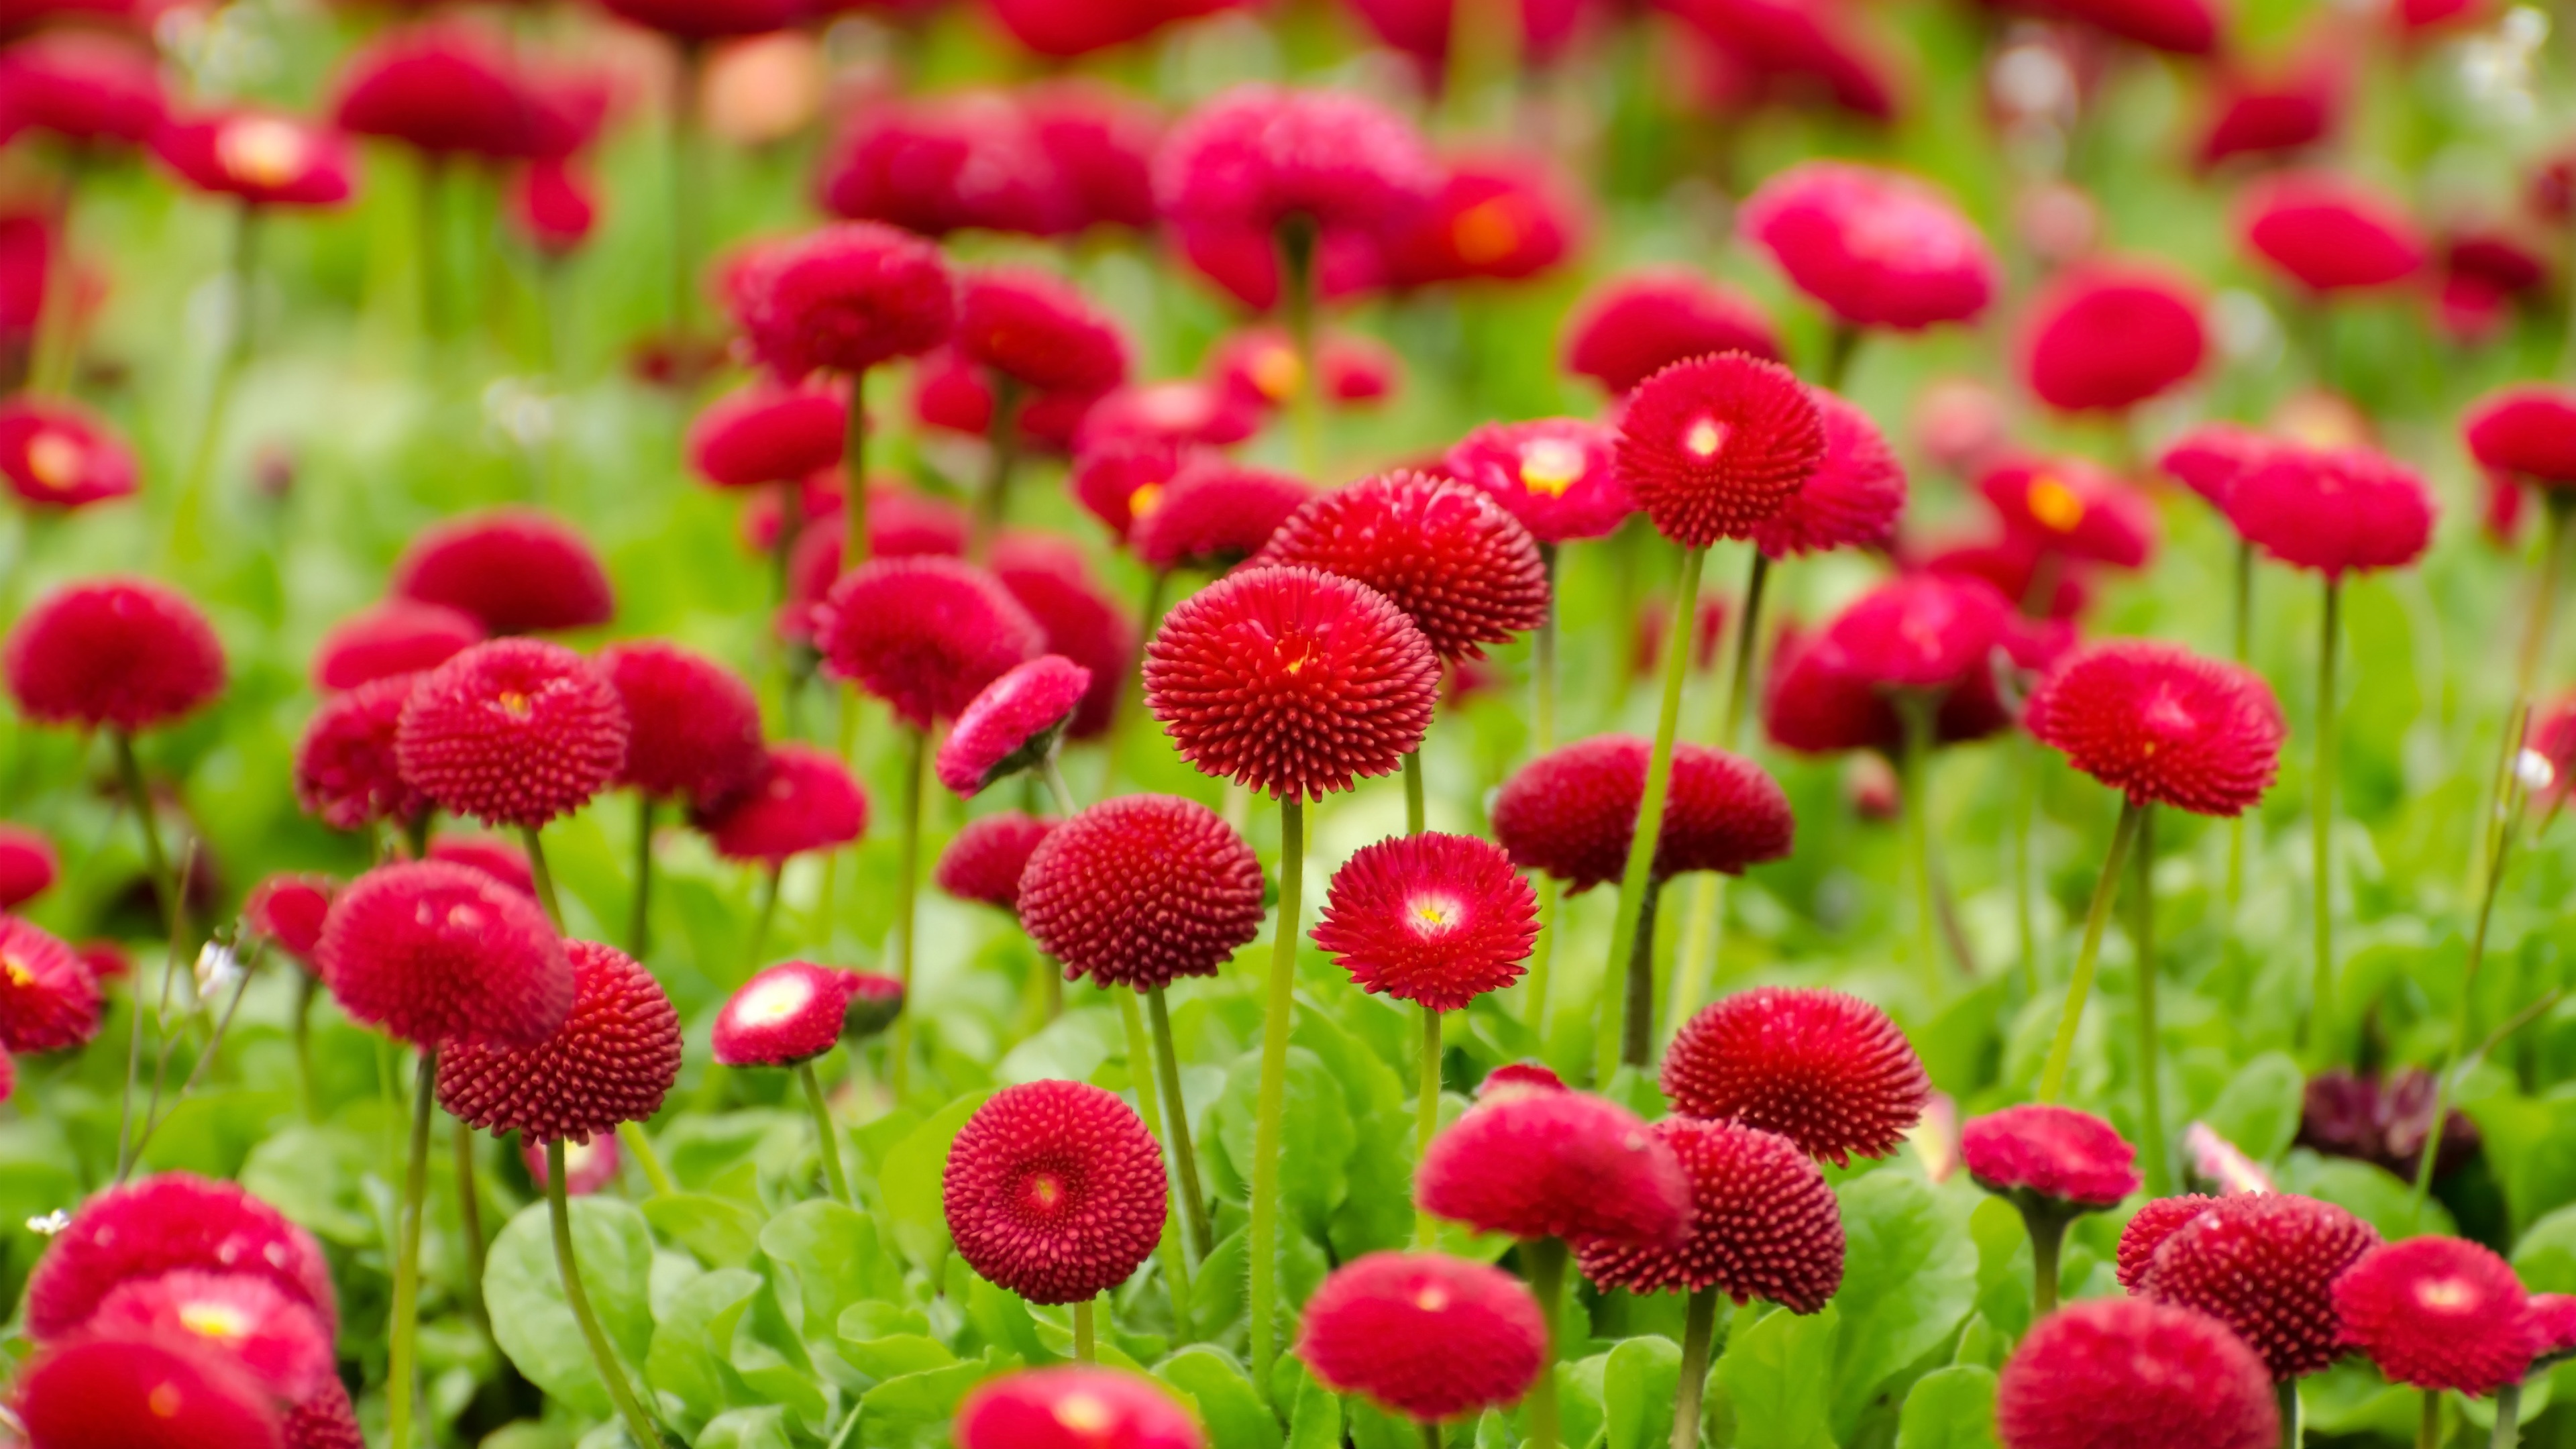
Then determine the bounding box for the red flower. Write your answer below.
[994,539,1135,741]
[286,1379,366,1449]
[1750,391,1904,559]
[956,267,1130,398]
[2116,1195,2216,1291]
[437,939,682,1144]
[27,1172,336,1342]
[1018,794,1265,989]
[428,835,537,897]
[955,1367,1209,1449]
[1762,616,2013,756]
[5,577,224,731]
[244,873,335,964]
[2529,1295,2576,1368]
[0,396,136,509]
[87,1269,335,1403]
[2465,384,2576,486]
[1962,1104,2141,1210]
[1254,470,1550,662]
[1823,573,2015,696]
[1481,1062,1566,1100]
[2224,443,2434,577]
[1446,418,1632,545]
[843,971,905,1040]
[0,915,101,1053]
[396,639,627,828]
[1071,436,1186,542]
[2196,54,2342,169]
[1576,1118,1845,1310]
[391,508,615,635]
[712,961,862,1067]
[1296,1252,1548,1421]
[686,380,848,490]
[1997,1299,2279,1449]
[733,222,957,381]
[1616,354,1827,549]
[1416,1089,1690,1244]
[2334,1236,2536,1393]
[982,0,1216,60]
[2239,172,2426,293]
[943,1079,1169,1303]
[312,600,482,692]
[331,22,539,160]
[1739,162,1998,331]
[1491,736,1795,892]
[317,861,572,1049]
[1664,0,1901,119]
[2025,641,2286,817]
[1978,458,2157,569]
[152,109,354,207]
[1144,565,1442,802]
[15,1335,280,1449]
[511,159,596,256]
[1344,0,1595,68]
[817,557,1045,730]
[2159,423,2275,508]
[2019,264,2207,413]
[937,656,1093,798]
[0,33,165,147]
[2137,1191,2379,1380]
[1381,150,1587,288]
[819,91,1071,239]
[295,676,426,831]
[1561,267,1782,395]
[935,812,1059,913]
[1311,832,1538,1012]
[1210,327,1403,408]
[598,0,797,40]
[599,641,763,808]
[1661,987,1929,1165]
[0,823,56,910]
[693,744,869,865]
[1131,458,1312,572]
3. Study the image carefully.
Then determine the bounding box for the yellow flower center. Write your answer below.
[736,973,814,1026]
[23,431,83,491]
[1450,197,1525,266]
[150,1383,184,1418]
[1518,438,1585,497]
[2417,1277,2477,1311]
[1684,417,1729,460]
[216,116,312,189]
[1250,345,1303,402]
[1127,482,1165,521]
[496,690,532,719]
[1407,892,1464,937]
[3,953,33,988]
[2025,475,2085,533]
[178,1299,252,1342]
[1028,1171,1065,1210]
[1413,1283,1452,1312]
[1055,1392,1114,1437]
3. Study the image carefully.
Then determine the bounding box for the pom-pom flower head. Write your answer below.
[1297,1252,1548,1422]
[943,1079,1169,1305]
[1996,1299,2279,1449]
[2025,641,2286,818]
[15,1334,281,1449]
[1963,1104,2141,1210]
[1445,418,1633,545]
[712,961,861,1067]
[396,639,629,828]
[0,915,101,1053]
[734,221,957,380]
[5,577,225,731]
[2018,263,2208,413]
[2466,384,2576,486]
[2239,172,2426,293]
[2224,445,2435,578]
[0,396,136,509]
[935,811,1059,913]
[843,972,906,1042]
[244,873,335,963]
[1491,736,1796,892]
[694,744,870,864]
[1751,390,1904,560]
[1661,987,1929,1165]
[936,655,1094,797]
[1130,459,1312,574]
[1417,1088,1690,1246]
[297,675,429,832]
[391,508,616,635]
[0,823,58,910]
[1977,458,2158,569]
[1018,794,1267,989]
[152,109,354,208]
[1616,354,1827,549]
[312,600,484,692]
[87,1269,337,1402]
[1739,162,1999,331]
[1144,565,1442,803]
[600,640,764,808]
[1562,267,1782,394]
[1310,832,1539,1012]
[2333,1236,2536,1393]
[1253,470,1550,661]
[816,556,1046,729]
[2135,1191,2379,1381]
[26,1172,337,1342]
[2160,423,2275,508]
[955,1367,1208,1449]
[437,940,683,1144]
[2116,1194,2216,1291]
[317,861,572,1049]
[1577,1117,1845,1311]
[686,380,847,489]
[955,267,1130,398]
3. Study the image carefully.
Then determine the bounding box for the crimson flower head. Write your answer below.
[1445,418,1631,545]
[0,396,136,509]
[437,939,681,1144]
[396,639,628,828]
[1616,354,1827,549]
[686,380,847,490]
[1380,151,1585,288]
[0,823,56,910]
[392,508,615,635]
[843,971,906,1041]
[312,600,482,692]
[152,109,355,208]
[2334,1236,2536,1393]
[734,222,957,380]
[1130,458,1311,573]
[1018,794,1265,989]
[1297,1252,1548,1422]
[331,22,538,160]
[1491,736,1795,892]
[1254,470,1550,662]
[2239,172,2427,293]
[955,1367,1208,1449]
[599,641,763,808]
[27,1172,336,1342]
[817,557,1044,730]
[994,539,1136,742]
[956,268,1130,398]
[1751,390,1904,560]
[2160,423,2275,509]
[1814,573,2013,701]
[429,835,537,898]
[5,577,224,731]
[317,860,572,1049]
[938,655,1093,798]
[295,675,428,832]
[599,0,798,40]
[1740,162,1998,331]
[1562,267,1783,394]
[1662,987,1928,1165]
[944,1079,1169,1304]
[2225,444,2434,578]
[87,1269,336,1403]
[2019,263,2207,413]
[818,91,1069,239]
[1577,1118,1845,1311]
[712,961,861,1068]
[1417,1088,1690,1245]
[0,33,165,148]
[0,916,101,1053]
[1978,458,2157,568]
[1962,1104,2141,1212]
[2025,641,2286,818]
[936,812,1059,913]
[244,873,335,964]
[1311,832,1538,1012]
[1144,565,1442,802]
[513,160,596,257]
[2116,1194,2216,1291]
[15,1334,280,1449]
[2465,384,2576,486]
[2135,1191,2379,1381]
[1997,1299,2279,1449]
[694,744,869,865]
[2529,1295,2576,1370]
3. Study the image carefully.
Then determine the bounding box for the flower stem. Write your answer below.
[1247,794,1304,1401]
[1601,546,1706,1083]
[545,1137,667,1449]
[2491,1381,2520,1449]
[2028,1206,2065,1319]
[1147,984,1212,1260]
[1619,879,1665,1070]
[1403,750,1426,835]
[170,203,258,566]
[387,1049,438,1449]
[968,380,1022,560]
[2132,806,2168,1196]
[1536,543,1560,753]
[617,1122,674,1197]
[1523,1236,1568,1449]
[1898,693,1943,998]
[888,727,926,1099]
[112,729,180,1183]
[1524,875,1560,1042]
[628,796,657,959]
[796,1060,851,1204]
[1278,218,1323,479]
[843,368,872,570]
[292,971,320,1122]
[1116,988,1195,1332]
[666,43,702,338]
[2229,538,2253,917]
[2016,735,2041,998]
[1424,1420,1444,1449]
[1041,754,1079,818]
[1073,1299,1096,1363]
[454,1122,490,1339]
[2038,798,2146,1104]
[2418,1389,2440,1449]
[1671,1285,1718,1449]
[747,863,782,972]
[1414,1005,1442,1248]
[1670,548,1771,1035]
[521,823,564,930]
[2279,1379,2301,1449]
[2307,576,2341,1059]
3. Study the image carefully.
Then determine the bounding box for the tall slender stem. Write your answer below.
[129,941,259,1161]
[666,42,702,337]
[1898,694,1942,996]
[1523,1236,1568,1449]
[28,160,79,395]
[1618,879,1664,1069]
[1147,984,1212,1261]
[112,731,180,1182]
[629,796,655,960]
[2491,1381,2521,1449]
[2132,806,2168,1196]
[545,1138,667,1449]
[1717,550,1770,749]
[2229,539,2254,916]
[2279,1379,2301,1449]
[292,971,320,1122]
[1525,876,1560,1040]
[1670,1285,1717,1449]
[617,1122,674,1197]
[1277,219,1323,479]
[843,370,872,571]
[747,863,782,970]
[2308,577,2342,1058]
[2038,799,2146,1103]
[1414,1005,1442,1248]
[1600,547,1705,1082]
[888,727,926,1098]
[1424,1420,1445,1449]
[521,824,564,929]
[1041,755,1079,818]
[2417,1390,2440,1449]
[796,1061,851,1204]
[1668,549,1772,1034]
[1246,795,1305,1399]
[454,1122,490,1338]
[418,156,446,343]
[1536,544,1560,753]
[170,203,259,562]
[2029,1209,2065,1318]
[1073,1299,1096,1364]
[968,380,1022,559]
[387,1049,437,1449]
[2016,735,2041,998]
[1403,751,1427,835]
[1115,987,1194,1331]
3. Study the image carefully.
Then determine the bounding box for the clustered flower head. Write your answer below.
[1751,390,1905,559]
[1616,354,1827,549]
[15,1333,284,1448]
[2239,171,2426,294]
[955,266,1130,399]
[1445,417,1632,545]
[1018,794,1267,989]
[1493,736,1794,891]
[437,940,683,1144]
[244,873,335,964]
[1254,470,1549,662]
[1128,458,1311,574]
[2466,383,2576,487]
[2333,1236,2537,1394]
[1562,267,1782,395]
[85,1269,337,1402]
[600,640,765,808]
[317,861,573,1049]
[0,822,58,910]
[1996,1299,2279,1449]
[396,639,630,828]
[1311,832,1538,1012]
[0,915,103,1053]
[2115,1193,2216,1291]
[687,380,848,490]
[694,744,870,865]
[936,655,1094,798]
[817,557,1046,729]
[1977,458,2158,569]
[297,674,429,831]
[2018,263,2207,414]
[391,508,616,635]
[0,396,136,509]
[954,1367,1208,1449]
[712,961,865,1068]
[943,1078,1169,1304]
[1963,1104,2141,1212]
[2224,443,2436,578]
[5,577,225,731]
[2025,641,2286,818]
[935,811,1059,913]
[153,109,354,208]
[1296,1252,1548,1422]
[2133,1191,2379,1380]
[312,600,484,692]
[1739,161,1998,331]
[733,221,957,380]
[1417,1087,1690,1245]
[26,1172,337,1342]
[1577,1117,1846,1311]
[1661,987,1929,1165]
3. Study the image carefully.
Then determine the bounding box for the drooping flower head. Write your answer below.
[27,1173,336,1342]
[244,874,335,965]
[0,823,57,910]
[2135,1191,2379,1381]
[2025,641,2286,818]
[1445,418,1632,545]
[311,600,483,692]
[944,1079,1169,1303]
[0,396,136,509]
[1416,1088,1690,1245]
[1254,470,1550,662]
[1491,736,1795,892]
[395,639,628,828]
[937,655,1094,798]
[2239,172,2427,293]
[437,940,682,1144]
[712,961,862,1068]
[1577,1118,1845,1311]
[0,915,101,1053]
[1018,794,1266,989]
[2019,263,2208,413]
[816,557,1046,730]
[296,676,429,833]
[1751,390,1904,559]
[152,109,355,208]
[1661,987,1929,1165]
[391,508,615,635]
[935,812,1059,913]
[1130,458,1311,573]
[2466,384,2576,486]
[1562,267,1782,394]
[1616,354,1827,549]
[955,1367,1209,1449]
[1739,162,1999,331]
[2225,444,2434,578]
[1311,832,1538,1012]
[1297,1252,1548,1422]
[14,1334,282,1449]
[5,578,225,731]
[1978,458,2158,569]
[733,221,957,380]
[686,380,848,490]
[1996,1299,2279,1449]
[316,861,573,1049]
[2333,1236,2536,1394]
[1144,566,1442,802]
[955,267,1130,399]
[86,1269,336,1402]
[693,744,869,864]
[599,640,764,810]
[1962,1104,2141,1212]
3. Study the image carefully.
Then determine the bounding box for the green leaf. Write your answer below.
[484,1197,657,1419]
[1285,1362,1344,1449]
[1968,1197,2033,1344]
[1195,1223,1329,1349]
[2275,1150,2455,1240]
[698,1406,794,1449]
[881,1091,994,1268]
[760,1199,904,1388]
[1158,1346,1283,1449]
[239,1124,380,1246]
[2200,1051,2306,1164]
[1894,1366,1998,1449]
[1717,1305,1841,1449]
[2514,1201,2576,1291]
[643,1193,765,1269]
[857,1352,1012,1449]
[841,1334,955,1381]
[1602,1334,1682,1449]
[1830,1173,1978,1436]
[645,1267,763,1431]
[1215,1046,1354,1238]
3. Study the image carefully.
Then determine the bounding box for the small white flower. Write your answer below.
[195,940,243,1000]
[2518,747,2558,794]
[25,1208,70,1236]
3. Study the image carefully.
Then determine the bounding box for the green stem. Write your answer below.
[1148,984,1212,1261]
[1667,549,1773,1036]
[667,42,701,337]
[292,971,320,1122]
[1536,544,1559,752]
[546,1138,667,1449]
[796,1061,851,1204]
[1073,1299,1096,1364]
[888,727,926,1099]
[112,730,180,1183]
[1424,1420,1444,1449]
[455,1121,490,1339]
[617,1121,675,1197]
[129,941,260,1162]
[1041,754,1079,818]
[2279,1379,2301,1449]
[28,160,78,395]
[1599,547,1706,1083]
[1524,1236,1568,1449]
[419,156,445,343]
[2491,1380,2520,1449]
[1717,549,1770,749]
[387,1049,437,1449]
[1619,879,1664,1069]
[1247,794,1305,1399]
[843,369,872,571]
[170,203,258,564]
[2037,799,2146,1103]
[1414,1005,1442,1248]
[968,380,1022,559]
[1116,988,1194,1332]
[1819,323,1862,392]
[521,824,564,930]
[747,863,782,971]
[1524,875,1560,1040]
[1278,218,1323,479]
[2230,539,2253,919]
[2029,1208,2065,1319]
[2418,1389,2441,1449]
[2017,735,2041,999]
[1898,694,1942,997]
[1403,750,1426,835]
[2133,806,2168,1196]
[1671,1286,1717,1449]
[629,795,655,960]
[2308,576,2341,1059]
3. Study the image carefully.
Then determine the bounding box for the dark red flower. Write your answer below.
[1491,736,1795,892]
[0,396,136,509]
[772,489,973,639]
[1661,987,1928,1165]
[0,915,100,1053]
[2239,172,2426,293]
[1750,390,1904,559]
[152,109,354,207]
[993,540,1134,741]
[2334,1236,2535,1393]
[599,0,797,40]
[1416,1088,1690,1244]
[1311,832,1538,1012]
[694,743,869,864]
[599,640,763,808]
[937,656,1093,798]
[396,639,627,828]
[1577,1118,1845,1310]
[2466,384,2576,486]
[511,158,596,256]
[87,1269,335,1403]
[2529,1295,2576,1369]
[1616,354,1827,549]
[1481,1062,1566,1100]
[1078,382,1262,457]
[1131,458,1311,572]
[955,268,1130,398]
[686,380,847,490]
[2019,264,2206,413]
[1254,471,1550,662]
[1997,1299,2279,1449]
[2025,641,2285,817]
[981,0,1215,60]
[0,32,165,148]
[2159,423,2274,508]
[1381,150,1587,288]
[15,1334,280,1449]
[2137,1191,2379,1380]
[935,812,1059,912]
[2116,1195,2216,1291]
[733,222,956,381]
[1296,1252,1548,1421]
[27,1172,336,1342]
[843,971,905,1040]
[1144,565,1442,802]
[295,676,427,831]
[2196,53,2343,169]
[1018,794,1265,989]
[5,577,224,731]
[712,961,861,1067]
[1962,1104,2140,1210]
[437,938,680,1144]
[244,874,335,964]
[427,835,537,897]
[1023,81,1163,232]
[819,91,1072,239]
[1561,268,1782,395]
[391,508,615,635]
[1208,327,1403,409]
[312,600,482,692]
[955,1367,1209,1449]
[1762,616,2014,757]
[1740,162,1998,331]
[284,1379,366,1449]
[331,22,539,160]
[1978,458,2157,569]
[944,1079,1169,1303]
[1446,418,1631,545]
[817,557,1045,730]
[2224,443,2434,577]
[317,861,572,1049]
[0,823,56,910]
[1665,0,1902,120]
